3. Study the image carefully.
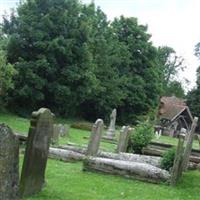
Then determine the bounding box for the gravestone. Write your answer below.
[170,130,185,186]
[52,124,69,143]
[52,124,60,144]
[116,126,132,153]
[20,108,54,198]
[105,109,117,139]
[0,124,19,200]
[86,119,104,156]
[60,124,69,137]
[181,117,198,171]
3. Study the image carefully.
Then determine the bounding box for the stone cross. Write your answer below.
[20,108,54,198]
[106,109,117,139]
[116,126,132,153]
[86,119,104,156]
[0,124,19,200]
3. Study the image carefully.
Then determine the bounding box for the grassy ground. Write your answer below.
[24,160,200,200]
[153,135,200,150]
[1,112,200,200]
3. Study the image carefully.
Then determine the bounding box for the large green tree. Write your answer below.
[157,46,185,98]
[111,16,163,123]
[187,42,200,128]
[3,0,174,123]
[79,4,130,120]
[0,27,17,107]
[4,0,98,116]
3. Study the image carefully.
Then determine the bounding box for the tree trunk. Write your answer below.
[83,157,170,184]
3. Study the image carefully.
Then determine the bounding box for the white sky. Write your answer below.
[1,0,200,90]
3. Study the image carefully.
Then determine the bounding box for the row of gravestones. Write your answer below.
[0,108,54,200]
[0,109,132,200]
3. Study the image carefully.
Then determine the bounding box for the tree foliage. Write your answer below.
[187,42,200,129]
[0,27,17,105]
[157,46,185,98]
[2,0,183,123]
[128,121,154,154]
[0,50,16,96]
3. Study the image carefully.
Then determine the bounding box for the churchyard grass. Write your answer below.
[0,112,200,151]
[1,112,200,199]
[153,135,200,150]
[23,159,200,200]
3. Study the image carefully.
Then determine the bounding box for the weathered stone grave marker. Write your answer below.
[116,126,132,153]
[105,109,117,139]
[60,124,69,137]
[20,108,54,198]
[52,124,69,144]
[170,129,186,186]
[0,124,19,200]
[86,119,104,156]
[52,124,60,144]
[182,117,198,171]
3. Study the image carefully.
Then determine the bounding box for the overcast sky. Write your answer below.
[1,0,200,90]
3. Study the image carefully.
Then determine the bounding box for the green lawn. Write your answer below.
[24,160,200,200]
[1,112,200,200]
[153,135,200,150]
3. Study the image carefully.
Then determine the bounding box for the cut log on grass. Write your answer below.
[49,147,199,171]
[49,148,85,162]
[143,147,200,164]
[49,147,161,167]
[83,157,170,184]
[142,147,165,157]
[59,145,87,154]
[99,152,161,167]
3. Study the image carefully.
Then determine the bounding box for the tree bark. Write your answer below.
[83,157,170,184]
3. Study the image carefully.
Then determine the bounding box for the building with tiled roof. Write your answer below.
[158,96,193,137]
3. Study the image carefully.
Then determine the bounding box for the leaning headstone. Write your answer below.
[20,108,54,198]
[181,117,198,171]
[170,131,185,186]
[86,119,104,156]
[105,109,117,139]
[116,126,132,153]
[0,124,19,200]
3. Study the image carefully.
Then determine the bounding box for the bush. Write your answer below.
[128,121,154,154]
[160,147,176,171]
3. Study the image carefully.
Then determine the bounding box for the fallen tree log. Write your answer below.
[142,147,165,157]
[57,146,161,167]
[49,148,85,162]
[49,147,200,170]
[59,145,87,154]
[99,152,161,167]
[143,147,200,164]
[83,157,170,184]
[56,145,200,168]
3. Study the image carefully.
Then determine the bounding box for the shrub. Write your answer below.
[160,147,176,171]
[128,121,154,154]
